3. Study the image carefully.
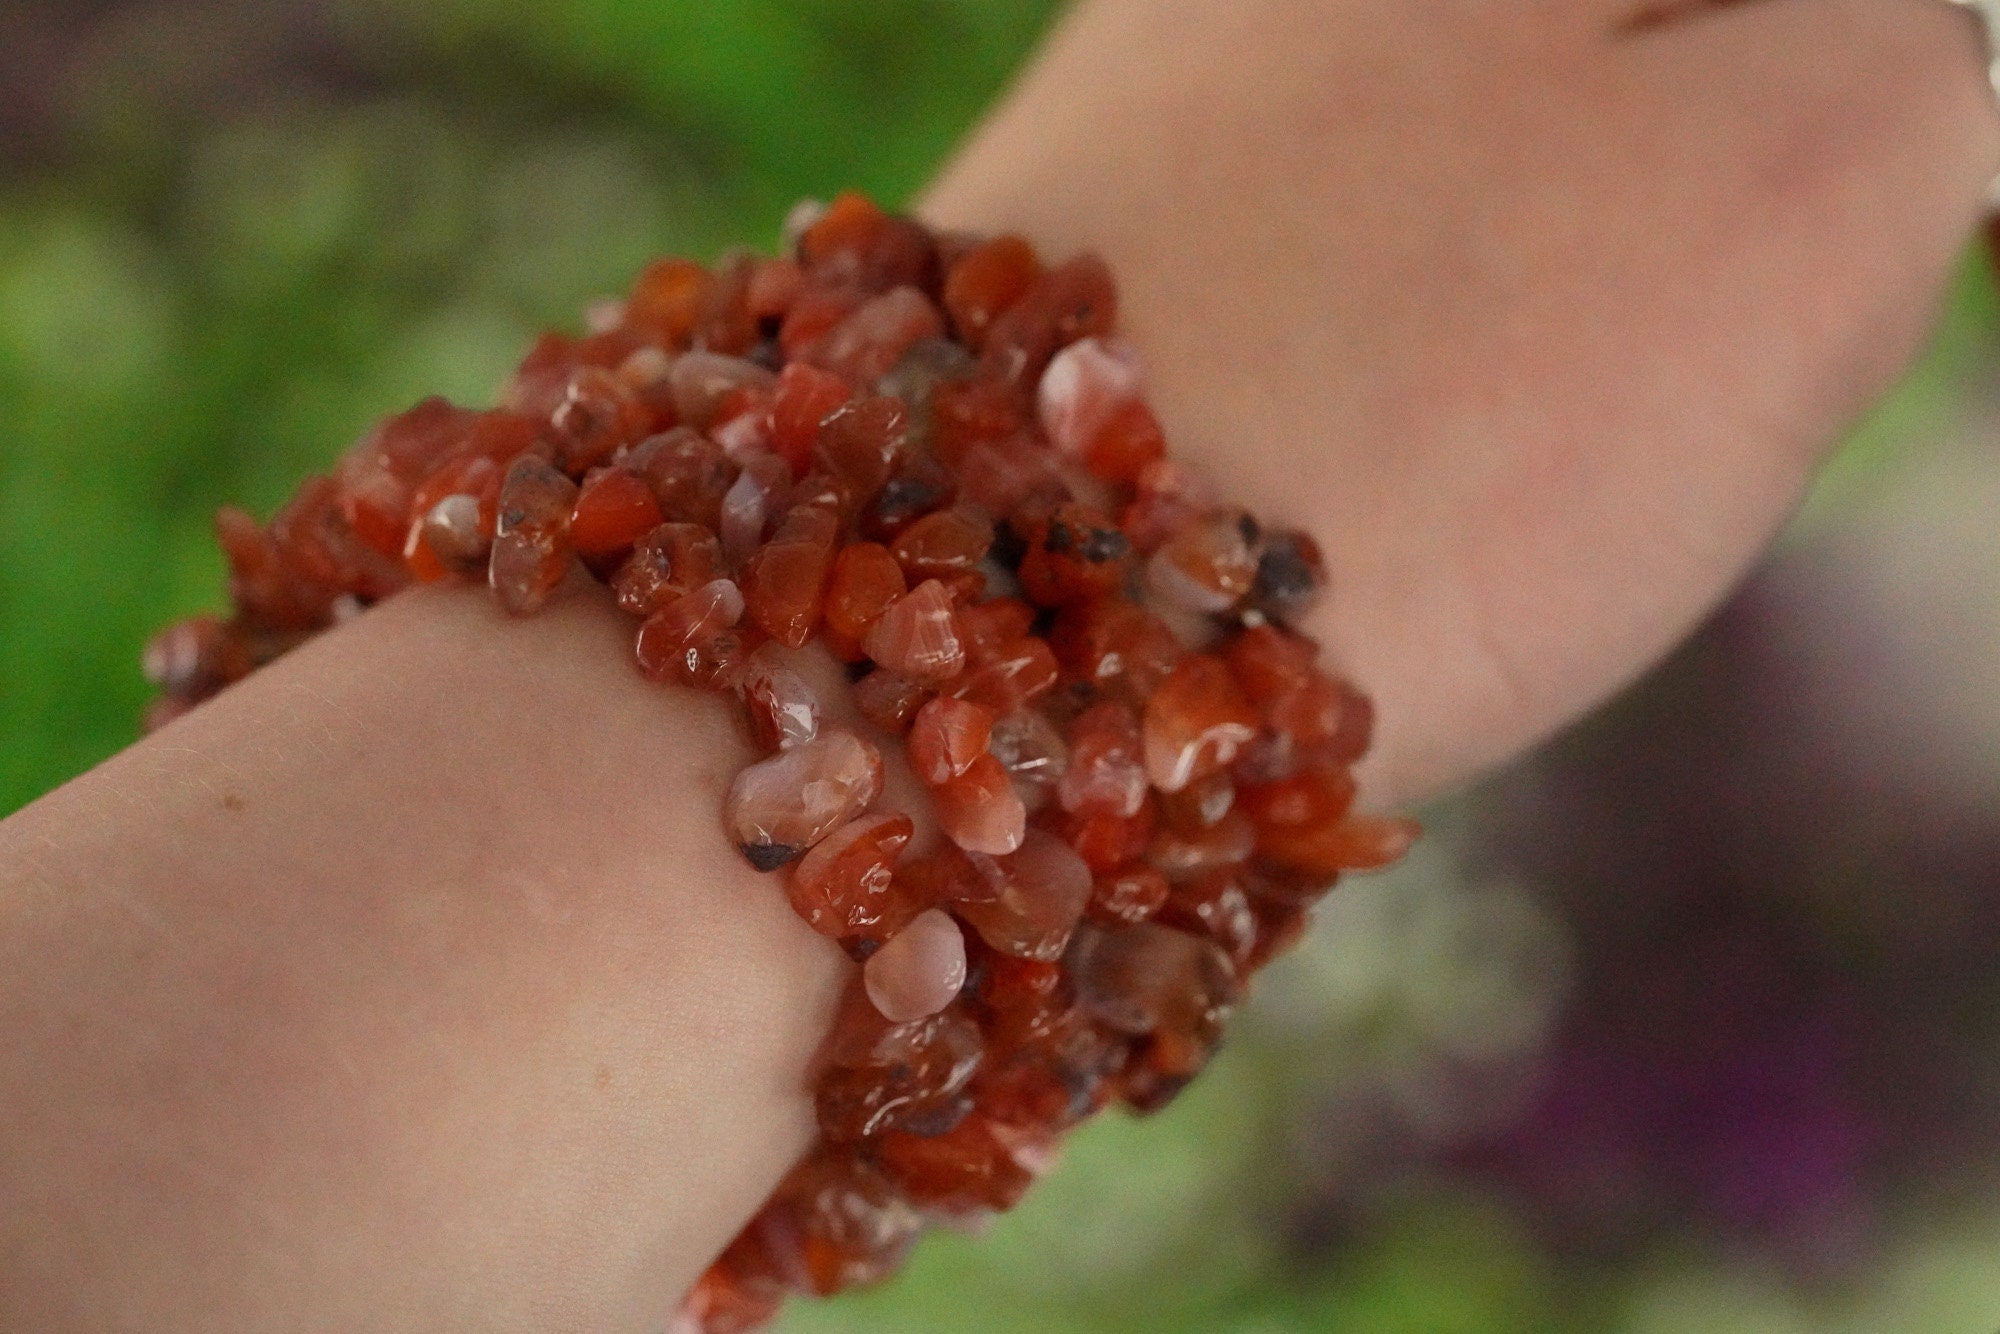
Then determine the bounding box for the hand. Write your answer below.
[926,0,2000,805]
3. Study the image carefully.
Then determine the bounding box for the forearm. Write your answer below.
[0,584,847,1329]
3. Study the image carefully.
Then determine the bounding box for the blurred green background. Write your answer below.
[6,3,2000,1330]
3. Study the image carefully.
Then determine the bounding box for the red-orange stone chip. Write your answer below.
[569,466,664,561]
[673,1259,781,1334]
[759,1154,923,1298]
[744,504,840,648]
[635,580,748,686]
[1224,622,1318,702]
[1038,335,1142,458]
[958,598,1037,664]
[851,668,933,733]
[725,728,886,871]
[788,812,915,938]
[986,708,1070,811]
[955,829,1092,961]
[908,696,994,786]
[1057,700,1149,819]
[1084,398,1167,486]
[969,1009,1127,1132]
[822,542,907,661]
[613,521,721,617]
[816,1006,984,1142]
[770,361,854,473]
[890,506,994,584]
[694,253,760,358]
[746,256,804,322]
[863,908,968,1021]
[737,646,821,751]
[1148,511,1261,614]
[1148,808,1256,883]
[1050,597,1185,701]
[412,493,490,580]
[488,455,579,616]
[1018,503,1134,607]
[633,426,738,529]
[943,235,1040,349]
[933,752,1027,856]
[871,1113,1047,1216]
[807,287,945,384]
[1066,920,1239,1043]
[1155,868,1261,971]
[929,374,1024,463]
[1236,767,1358,871]
[626,257,710,346]
[335,396,469,560]
[1060,800,1157,873]
[949,636,1060,715]
[798,192,937,292]
[863,579,966,683]
[780,285,861,361]
[547,367,648,472]
[1239,770,1418,878]
[1088,866,1171,926]
[666,355,774,432]
[813,395,909,500]
[211,507,327,630]
[1142,655,1261,792]
[981,253,1117,387]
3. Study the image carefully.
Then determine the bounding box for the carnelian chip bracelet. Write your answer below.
[142,192,1419,1333]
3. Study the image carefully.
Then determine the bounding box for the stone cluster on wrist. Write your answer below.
[144,192,1417,1333]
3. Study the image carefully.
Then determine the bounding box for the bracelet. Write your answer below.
[143,192,1418,1332]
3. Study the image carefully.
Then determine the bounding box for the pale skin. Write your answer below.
[0,0,1992,1328]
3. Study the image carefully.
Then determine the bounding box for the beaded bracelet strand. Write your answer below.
[143,192,1419,1333]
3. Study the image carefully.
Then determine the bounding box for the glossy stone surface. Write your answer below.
[635,580,749,689]
[1088,866,1171,927]
[1038,335,1143,458]
[725,729,886,871]
[908,696,994,786]
[738,646,821,751]
[863,579,966,683]
[807,286,945,384]
[612,522,722,617]
[770,361,854,472]
[570,466,663,561]
[744,504,840,648]
[1147,511,1261,614]
[1057,701,1149,819]
[488,456,579,615]
[984,707,1069,812]
[942,234,1040,349]
[1142,655,1261,792]
[955,829,1092,962]
[933,753,1028,857]
[864,909,969,1022]
[822,542,907,662]
[719,452,790,567]
[788,812,916,938]
[1067,920,1239,1042]
[816,1007,984,1142]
